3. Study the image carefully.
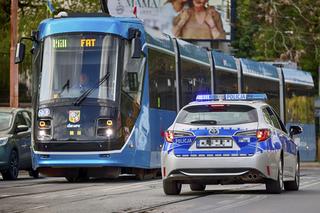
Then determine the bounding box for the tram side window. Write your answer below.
[180,59,211,107]
[148,49,176,110]
[243,75,280,115]
[215,69,238,93]
[286,83,314,124]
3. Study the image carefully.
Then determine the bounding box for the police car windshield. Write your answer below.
[176,104,258,125]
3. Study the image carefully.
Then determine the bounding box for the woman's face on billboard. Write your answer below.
[193,0,208,8]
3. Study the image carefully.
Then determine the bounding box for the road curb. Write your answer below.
[301,162,320,168]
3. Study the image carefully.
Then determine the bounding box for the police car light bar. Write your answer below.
[196,94,267,102]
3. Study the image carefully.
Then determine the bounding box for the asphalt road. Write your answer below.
[1,168,320,213]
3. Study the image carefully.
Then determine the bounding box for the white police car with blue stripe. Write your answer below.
[161,94,302,195]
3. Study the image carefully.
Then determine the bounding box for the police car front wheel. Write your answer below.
[163,180,182,195]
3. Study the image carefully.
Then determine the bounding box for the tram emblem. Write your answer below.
[69,110,81,123]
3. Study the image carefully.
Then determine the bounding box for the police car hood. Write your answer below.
[171,122,258,135]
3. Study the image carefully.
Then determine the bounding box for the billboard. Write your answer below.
[107,0,235,41]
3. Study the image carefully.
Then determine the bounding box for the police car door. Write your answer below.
[266,107,295,179]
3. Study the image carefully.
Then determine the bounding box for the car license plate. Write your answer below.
[197,138,233,148]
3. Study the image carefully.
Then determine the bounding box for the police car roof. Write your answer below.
[185,93,269,109]
[186,100,268,109]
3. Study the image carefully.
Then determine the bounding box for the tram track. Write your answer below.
[122,177,320,213]
[2,175,320,213]
[6,180,164,213]
[122,185,263,213]
[0,179,63,190]
[0,179,161,200]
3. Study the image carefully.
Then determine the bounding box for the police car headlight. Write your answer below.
[0,137,9,146]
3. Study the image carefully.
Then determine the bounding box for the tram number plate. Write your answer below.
[197,138,233,148]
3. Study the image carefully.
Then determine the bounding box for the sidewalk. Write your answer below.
[301,162,320,168]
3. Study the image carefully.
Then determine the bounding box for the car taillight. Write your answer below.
[256,129,271,141]
[164,131,174,143]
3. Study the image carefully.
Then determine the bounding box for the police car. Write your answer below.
[161,94,302,195]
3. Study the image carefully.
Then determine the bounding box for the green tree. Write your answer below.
[233,0,320,80]
[0,0,11,103]
[5,0,100,104]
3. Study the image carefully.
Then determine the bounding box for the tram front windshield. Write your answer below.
[39,33,120,104]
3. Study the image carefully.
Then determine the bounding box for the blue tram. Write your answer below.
[15,14,315,181]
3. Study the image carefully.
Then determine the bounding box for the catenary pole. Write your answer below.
[317,65,320,161]
[10,0,19,107]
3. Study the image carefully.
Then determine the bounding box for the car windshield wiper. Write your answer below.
[190,120,217,125]
[73,72,111,106]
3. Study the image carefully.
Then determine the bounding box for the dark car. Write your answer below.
[0,108,39,180]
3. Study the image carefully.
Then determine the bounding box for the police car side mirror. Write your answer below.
[15,42,26,64]
[289,125,303,136]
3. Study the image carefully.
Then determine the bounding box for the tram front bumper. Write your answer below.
[32,151,130,169]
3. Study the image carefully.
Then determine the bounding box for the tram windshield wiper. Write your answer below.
[190,120,217,125]
[73,72,111,106]
[59,80,70,96]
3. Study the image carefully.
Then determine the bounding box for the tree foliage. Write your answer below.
[233,0,320,78]
[0,0,100,103]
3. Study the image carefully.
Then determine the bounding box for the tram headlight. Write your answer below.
[106,129,113,137]
[97,118,115,138]
[37,129,52,140]
[37,119,52,140]
[97,127,114,138]
[38,119,51,129]
[39,130,46,136]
